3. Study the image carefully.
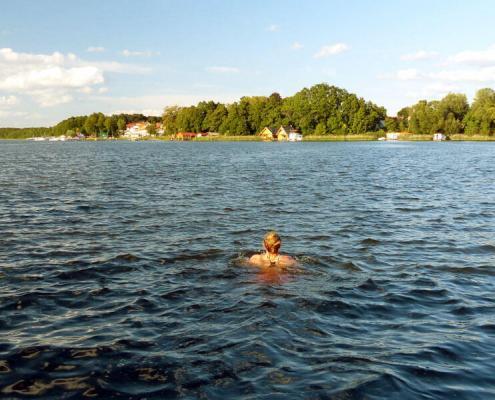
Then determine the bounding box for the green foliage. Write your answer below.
[160,83,386,137]
[400,92,472,136]
[437,93,468,135]
[385,117,399,132]
[397,107,410,131]
[314,122,327,135]
[162,105,180,135]
[10,84,495,140]
[202,103,227,132]
[463,88,495,135]
[146,123,157,136]
[408,100,440,135]
[0,127,52,139]
[117,117,126,132]
[83,114,98,136]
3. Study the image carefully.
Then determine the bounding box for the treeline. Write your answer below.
[0,127,52,139]
[387,88,495,135]
[52,113,161,137]
[3,84,495,139]
[0,113,161,139]
[163,83,387,135]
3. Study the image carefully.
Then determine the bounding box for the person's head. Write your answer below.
[263,231,281,255]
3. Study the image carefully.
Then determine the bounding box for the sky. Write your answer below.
[1,0,495,127]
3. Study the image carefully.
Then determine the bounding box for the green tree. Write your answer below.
[84,113,98,136]
[464,88,495,135]
[202,103,227,132]
[104,117,113,135]
[397,107,410,131]
[408,100,440,134]
[385,117,399,132]
[314,122,327,135]
[162,105,181,135]
[117,117,126,133]
[219,103,249,135]
[146,123,157,136]
[437,93,469,135]
[96,113,106,135]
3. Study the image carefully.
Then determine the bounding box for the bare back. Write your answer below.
[248,253,297,269]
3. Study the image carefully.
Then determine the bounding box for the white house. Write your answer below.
[123,122,150,140]
[275,125,303,141]
[386,132,399,141]
[288,131,303,141]
[433,133,446,141]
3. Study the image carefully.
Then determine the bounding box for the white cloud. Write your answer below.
[121,49,160,57]
[0,47,148,107]
[98,87,109,94]
[206,66,240,73]
[406,83,460,99]
[78,86,94,94]
[0,95,19,107]
[401,50,438,61]
[393,67,495,83]
[267,24,280,32]
[447,45,495,66]
[0,66,104,91]
[0,48,70,65]
[429,67,495,82]
[0,110,28,118]
[28,90,73,107]
[87,46,105,53]
[396,68,422,80]
[291,41,303,50]
[314,43,349,59]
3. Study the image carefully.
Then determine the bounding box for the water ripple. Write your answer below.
[1,141,495,399]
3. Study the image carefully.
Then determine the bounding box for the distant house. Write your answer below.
[124,122,150,140]
[433,133,446,141]
[276,125,302,142]
[175,132,197,141]
[386,132,399,141]
[259,127,277,141]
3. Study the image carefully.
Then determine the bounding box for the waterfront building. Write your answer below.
[276,126,302,141]
[386,132,399,141]
[258,127,277,141]
[175,132,197,141]
[123,122,150,140]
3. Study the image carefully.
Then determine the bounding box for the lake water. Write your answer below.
[1,140,495,399]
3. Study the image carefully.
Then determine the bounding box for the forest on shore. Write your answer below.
[1,83,495,139]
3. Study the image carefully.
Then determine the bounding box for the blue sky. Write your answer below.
[1,0,495,127]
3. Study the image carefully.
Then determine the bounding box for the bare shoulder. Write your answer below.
[248,254,263,265]
[279,255,297,267]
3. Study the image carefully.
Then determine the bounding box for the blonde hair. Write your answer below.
[264,231,281,254]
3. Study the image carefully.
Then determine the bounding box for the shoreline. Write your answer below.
[3,134,495,142]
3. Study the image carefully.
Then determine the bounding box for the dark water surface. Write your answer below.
[1,141,495,399]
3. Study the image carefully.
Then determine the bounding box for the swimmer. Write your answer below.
[249,231,297,269]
